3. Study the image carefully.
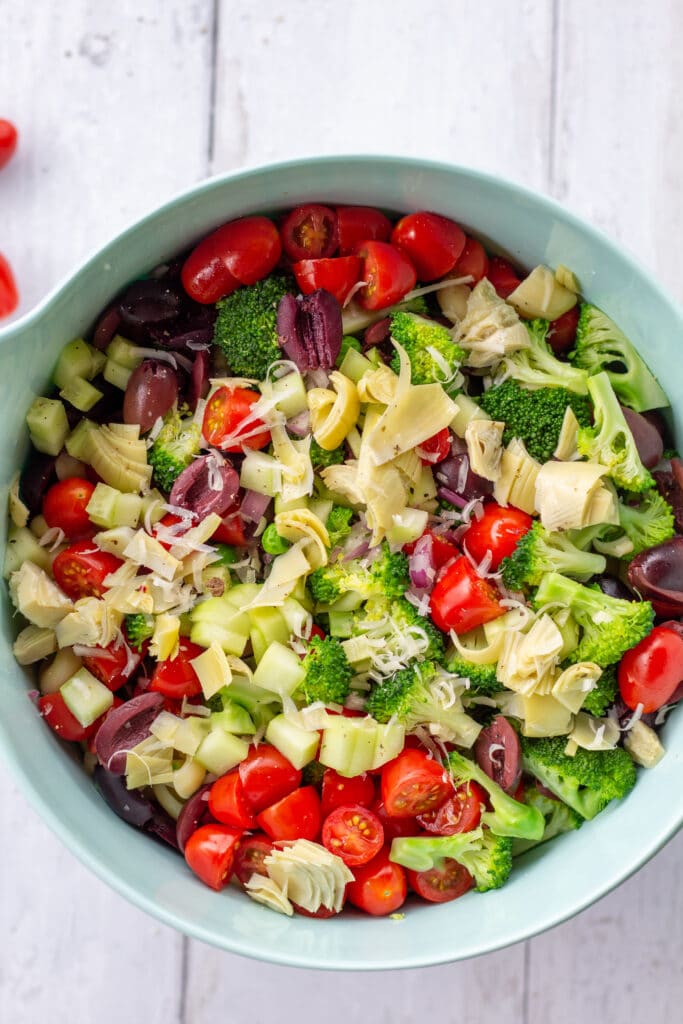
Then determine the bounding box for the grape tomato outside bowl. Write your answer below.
[1,155,682,970]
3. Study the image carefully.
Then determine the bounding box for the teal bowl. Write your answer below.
[1,156,681,969]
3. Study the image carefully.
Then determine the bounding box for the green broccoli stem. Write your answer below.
[447,750,545,841]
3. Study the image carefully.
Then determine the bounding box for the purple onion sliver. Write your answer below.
[176,784,214,851]
[408,533,436,591]
[187,348,210,412]
[286,410,312,437]
[438,486,469,510]
[240,488,272,524]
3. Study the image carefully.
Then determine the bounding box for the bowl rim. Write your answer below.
[1,153,682,969]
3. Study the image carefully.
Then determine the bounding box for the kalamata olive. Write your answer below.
[436,451,493,503]
[621,406,663,469]
[93,692,164,775]
[612,696,658,731]
[149,302,216,352]
[146,808,180,850]
[169,453,239,518]
[176,784,215,851]
[19,452,57,514]
[187,348,210,412]
[277,289,343,370]
[594,574,635,601]
[93,765,155,828]
[628,536,683,616]
[653,469,683,532]
[83,378,124,425]
[363,317,391,349]
[123,360,178,432]
[118,278,182,329]
[474,715,522,794]
[92,304,122,350]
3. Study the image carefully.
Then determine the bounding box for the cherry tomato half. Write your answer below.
[416,781,486,836]
[321,768,375,817]
[453,236,489,284]
[486,256,522,299]
[346,847,407,916]
[292,255,362,305]
[43,477,96,538]
[184,824,243,891]
[209,772,258,830]
[391,211,466,282]
[430,556,505,635]
[256,786,322,842]
[0,252,19,318]
[371,799,422,842]
[238,744,302,814]
[461,502,533,572]
[322,804,384,866]
[280,204,338,261]
[82,639,142,691]
[232,833,275,886]
[336,206,393,255]
[618,624,683,712]
[202,386,270,452]
[211,508,247,547]
[181,216,281,304]
[381,748,452,819]
[353,240,416,311]
[416,428,451,465]
[547,306,580,355]
[38,692,98,743]
[406,858,474,904]
[149,639,205,699]
[0,119,18,170]
[52,541,123,600]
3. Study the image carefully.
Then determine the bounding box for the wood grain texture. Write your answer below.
[1,0,683,1020]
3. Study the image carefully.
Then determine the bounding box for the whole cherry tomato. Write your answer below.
[453,236,489,284]
[181,216,281,304]
[42,477,95,538]
[430,556,505,634]
[461,502,533,572]
[336,206,393,254]
[149,639,205,699]
[618,624,683,712]
[292,255,362,304]
[52,541,123,600]
[184,824,243,890]
[391,211,466,282]
[321,804,384,866]
[38,692,99,743]
[0,119,18,170]
[280,204,338,261]
[381,748,452,818]
[0,252,19,318]
[202,386,270,451]
[346,847,407,916]
[486,256,522,299]
[353,240,416,311]
[256,786,322,842]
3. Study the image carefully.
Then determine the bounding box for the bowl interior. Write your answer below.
[1,156,681,969]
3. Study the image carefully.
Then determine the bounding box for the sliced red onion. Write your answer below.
[307,367,330,389]
[438,486,469,509]
[187,348,210,412]
[240,488,272,524]
[287,410,312,436]
[408,533,437,591]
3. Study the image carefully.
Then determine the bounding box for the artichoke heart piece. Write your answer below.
[494,439,541,514]
[9,562,74,628]
[551,662,603,714]
[308,371,360,451]
[247,542,312,610]
[623,720,665,768]
[566,711,620,752]
[465,419,505,482]
[534,461,618,532]
[496,615,564,696]
[507,265,578,322]
[245,875,294,916]
[264,840,354,915]
[274,508,330,570]
[356,364,399,405]
[456,279,530,368]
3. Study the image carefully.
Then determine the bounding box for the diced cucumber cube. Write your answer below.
[248,606,290,646]
[4,525,51,577]
[210,701,255,735]
[53,338,105,388]
[239,451,282,497]
[59,376,104,412]
[338,346,374,383]
[60,668,113,727]
[274,494,308,515]
[195,729,249,775]
[268,371,308,417]
[252,641,306,697]
[371,722,405,770]
[174,716,211,756]
[327,611,355,638]
[26,397,70,457]
[106,335,143,369]
[103,359,134,390]
[266,714,319,769]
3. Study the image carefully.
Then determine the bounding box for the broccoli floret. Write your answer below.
[308,543,409,604]
[353,595,445,662]
[124,613,155,651]
[388,312,465,388]
[512,785,583,856]
[310,439,345,468]
[148,408,201,492]
[577,372,654,492]
[617,489,675,556]
[498,318,589,394]
[297,635,353,705]
[212,274,293,378]
[479,378,592,462]
[390,826,512,892]
[447,749,545,840]
[499,522,607,591]
[445,655,502,696]
[325,505,354,549]
[570,303,669,413]
[534,571,653,667]
[366,661,473,741]
[581,664,619,717]
[520,735,637,820]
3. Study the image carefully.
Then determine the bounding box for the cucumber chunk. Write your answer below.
[252,641,306,697]
[60,668,113,727]
[26,397,70,456]
[195,729,249,775]
[265,714,319,769]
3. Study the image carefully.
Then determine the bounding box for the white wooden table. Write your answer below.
[1,2,682,1019]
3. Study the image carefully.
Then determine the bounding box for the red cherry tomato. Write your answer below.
[391,212,466,282]
[52,541,123,600]
[322,804,384,866]
[547,306,580,355]
[232,833,275,886]
[461,502,533,572]
[353,240,416,311]
[202,386,270,452]
[0,252,19,318]
[0,119,18,170]
[292,255,362,304]
[371,799,422,842]
[618,624,683,712]
[181,216,281,304]
[153,512,187,551]
[430,556,505,634]
[280,204,338,261]
[486,256,522,299]
[416,428,451,465]
[209,771,258,830]
[42,477,96,538]
[184,824,243,891]
[381,748,452,819]
[336,206,392,254]
[293,901,342,918]
[256,786,322,842]
[149,639,205,699]
[238,744,302,814]
[211,508,247,547]
[405,529,458,571]
[321,769,375,817]
[406,858,474,904]
[346,847,407,916]
[82,639,142,691]
[38,692,99,743]
[416,781,486,835]
[453,236,489,284]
